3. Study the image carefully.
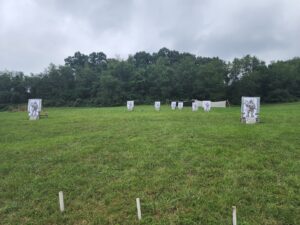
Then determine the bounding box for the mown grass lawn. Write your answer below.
[0,103,299,225]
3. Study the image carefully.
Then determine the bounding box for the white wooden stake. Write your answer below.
[232,206,237,225]
[59,191,65,212]
[136,198,142,220]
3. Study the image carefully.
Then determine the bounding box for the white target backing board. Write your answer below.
[202,101,211,112]
[192,102,198,111]
[171,101,176,110]
[178,102,183,110]
[241,97,260,123]
[28,99,42,120]
[127,100,134,111]
[154,101,160,111]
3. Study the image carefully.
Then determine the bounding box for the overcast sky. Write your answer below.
[1,0,300,74]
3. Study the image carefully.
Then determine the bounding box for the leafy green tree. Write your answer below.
[64,51,89,70]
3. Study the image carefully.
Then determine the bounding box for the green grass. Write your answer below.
[0,103,299,225]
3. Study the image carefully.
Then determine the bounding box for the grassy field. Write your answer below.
[0,103,299,225]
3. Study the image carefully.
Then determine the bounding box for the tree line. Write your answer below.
[0,48,299,108]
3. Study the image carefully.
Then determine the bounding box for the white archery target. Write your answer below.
[154,101,160,111]
[171,101,176,110]
[127,101,134,111]
[241,97,260,123]
[178,102,183,110]
[28,99,42,120]
[202,101,211,112]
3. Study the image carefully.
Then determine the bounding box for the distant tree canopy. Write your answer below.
[0,48,299,107]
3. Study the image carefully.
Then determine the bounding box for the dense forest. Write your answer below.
[0,48,299,108]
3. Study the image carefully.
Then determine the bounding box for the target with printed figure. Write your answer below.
[28,99,42,120]
[241,97,260,123]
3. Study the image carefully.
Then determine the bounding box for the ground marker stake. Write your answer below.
[59,191,64,212]
[232,206,237,225]
[136,198,142,220]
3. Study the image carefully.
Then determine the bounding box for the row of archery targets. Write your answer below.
[126,100,216,112]
[27,97,260,124]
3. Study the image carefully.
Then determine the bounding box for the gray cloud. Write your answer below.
[0,0,299,74]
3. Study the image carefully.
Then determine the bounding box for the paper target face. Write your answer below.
[171,101,176,110]
[202,101,211,112]
[127,101,134,111]
[241,97,260,123]
[28,99,42,120]
[241,97,260,119]
[178,102,183,110]
[154,101,160,111]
